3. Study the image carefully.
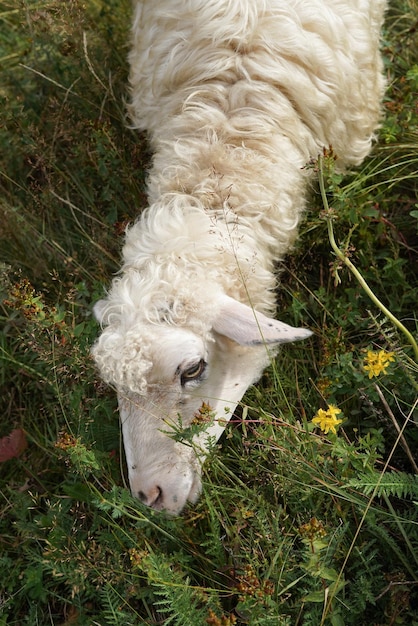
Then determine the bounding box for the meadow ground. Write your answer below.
[0,1,417,624]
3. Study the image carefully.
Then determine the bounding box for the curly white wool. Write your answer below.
[95,0,386,393]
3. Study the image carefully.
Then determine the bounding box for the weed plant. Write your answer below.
[0,1,417,624]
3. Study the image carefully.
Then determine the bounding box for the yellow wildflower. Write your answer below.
[311,404,343,435]
[363,350,395,379]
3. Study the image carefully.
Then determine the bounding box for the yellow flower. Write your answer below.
[363,350,395,379]
[311,404,343,435]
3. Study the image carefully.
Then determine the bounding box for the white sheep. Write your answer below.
[92,0,387,514]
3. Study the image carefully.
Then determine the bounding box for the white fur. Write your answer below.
[92,0,387,514]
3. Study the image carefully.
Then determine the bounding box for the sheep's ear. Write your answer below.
[213,295,312,346]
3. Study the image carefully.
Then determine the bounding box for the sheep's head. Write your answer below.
[92,293,312,515]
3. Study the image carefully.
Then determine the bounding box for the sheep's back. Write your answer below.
[129,0,386,166]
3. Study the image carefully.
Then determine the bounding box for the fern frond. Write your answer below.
[348,471,418,499]
[100,584,134,626]
[143,550,221,626]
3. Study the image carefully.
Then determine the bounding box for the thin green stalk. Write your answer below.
[318,155,418,363]
[382,492,418,572]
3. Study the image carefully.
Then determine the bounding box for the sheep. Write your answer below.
[92,0,387,515]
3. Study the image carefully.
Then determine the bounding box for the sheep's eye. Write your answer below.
[180,359,207,386]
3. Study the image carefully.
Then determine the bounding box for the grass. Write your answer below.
[0,1,417,624]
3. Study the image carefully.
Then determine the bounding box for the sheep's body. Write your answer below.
[93,0,387,514]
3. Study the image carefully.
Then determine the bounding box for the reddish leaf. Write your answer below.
[0,429,28,462]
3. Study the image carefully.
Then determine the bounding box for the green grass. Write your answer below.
[0,1,417,624]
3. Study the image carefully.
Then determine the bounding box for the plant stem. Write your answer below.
[374,383,418,472]
[318,156,418,362]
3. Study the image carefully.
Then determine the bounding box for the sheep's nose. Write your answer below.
[138,485,163,509]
